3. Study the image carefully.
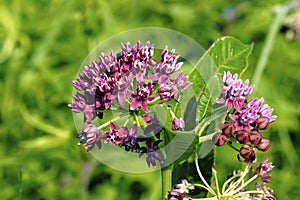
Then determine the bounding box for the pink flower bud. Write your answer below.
[257,138,270,151]
[256,117,270,130]
[249,131,262,145]
[236,130,250,144]
[222,122,235,135]
[240,145,255,160]
[172,117,185,131]
[213,132,227,146]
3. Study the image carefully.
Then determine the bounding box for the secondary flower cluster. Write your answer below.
[167,159,275,200]
[213,72,277,163]
[222,159,275,199]
[69,41,191,168]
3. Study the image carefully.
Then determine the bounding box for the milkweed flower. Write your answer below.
[77,124,103,152]
[166,179,194,200]
[217,71,254,111]
[214,71,277,163]
[69,41,191,168]
[255,159,274,185]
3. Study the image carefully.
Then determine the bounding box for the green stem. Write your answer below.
[161,165,172,199]
[97,115,122,130]
[252,4,290,86]
[198,133,215,143]
[195,153,216,196]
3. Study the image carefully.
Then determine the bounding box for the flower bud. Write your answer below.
[236,130,250,144]
[256,117,270,130]
[249,131,262,145]
[257,138,270,151]
[240,145,256,162]
[222,122,235,135]
[212,132,227,146]
[172,117,185,131]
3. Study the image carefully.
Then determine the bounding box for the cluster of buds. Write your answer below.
[69,41,191,168]
[166,179,194,200]
[213,72,277,163]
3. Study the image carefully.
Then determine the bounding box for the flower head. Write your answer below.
[77,124,103,152]
[142,139,164,168]
[104,122,127,145]
[217,71,255,111]
[130,83,155,112]
[255,159,274,185]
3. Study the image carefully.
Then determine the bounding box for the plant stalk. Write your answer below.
[252,4,290,86]
[161,165,172,199]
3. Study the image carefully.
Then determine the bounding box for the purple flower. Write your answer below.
[259,104,277,122]
[166,189,192,200]
[175,72,192,89]
[113,76,131,105]
[120,125,141,152]
[151,47,183,84]
[229,98,263,131]
[159,85,179,101]
[144,115,163,135]
[255,159,274,185]
[143,139,164,168]
[130,83,155,112]
[103,52,120,72]
[68,93,96,122]
[217,71,255,111]
[77,124,103,152]
[254,183,276,200]
[171,117,185,131]
[104,122,127,145]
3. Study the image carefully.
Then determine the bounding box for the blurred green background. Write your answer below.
[0,0,299,199]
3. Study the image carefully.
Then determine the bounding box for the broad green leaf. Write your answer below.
[183,96,197,131]
[189,36,253,122]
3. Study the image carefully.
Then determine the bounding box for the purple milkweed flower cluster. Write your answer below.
[255,159,274,185]
[214,71,277,163]
[68,41,191,168]
[251,159,275,199]
[166,179,194,200]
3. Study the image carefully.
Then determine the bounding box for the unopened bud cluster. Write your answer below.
[214,72,276,163]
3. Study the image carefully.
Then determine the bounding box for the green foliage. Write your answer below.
[0,0,299,199]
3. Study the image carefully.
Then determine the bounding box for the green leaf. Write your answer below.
[171,37,253,198]
[183,96,197,131]
[189,36,253,122]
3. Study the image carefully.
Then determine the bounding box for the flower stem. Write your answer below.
[195,153,216,196]
[198,133,215,143]
[161,165,172,199]
[97,115,122,130]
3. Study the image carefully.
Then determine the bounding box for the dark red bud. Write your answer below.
[236,130,250,144]
[240,145,255,159]
[257,138,270,151]
[249,131,262,145]
[222,122,235,135]
[256,117,270,130]
[213,132,227,146]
